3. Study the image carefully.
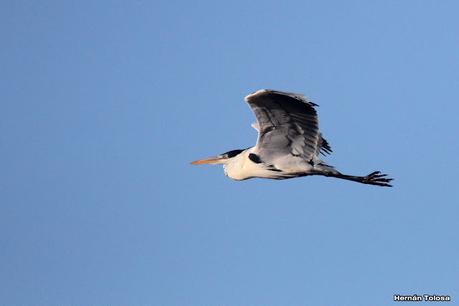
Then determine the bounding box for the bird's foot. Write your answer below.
[362,171,393,187]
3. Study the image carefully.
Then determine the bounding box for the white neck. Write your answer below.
[223,148,275,180]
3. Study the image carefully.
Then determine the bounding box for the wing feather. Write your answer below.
[245,89,328,162]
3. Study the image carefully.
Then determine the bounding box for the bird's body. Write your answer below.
[192,89,393,187]
[222,147,319,180]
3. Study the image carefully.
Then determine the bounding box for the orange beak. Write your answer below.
[190,155,225,165]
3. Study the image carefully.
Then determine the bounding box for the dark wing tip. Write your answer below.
[320,138,333,156]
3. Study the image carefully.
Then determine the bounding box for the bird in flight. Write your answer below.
[191,89,393,187]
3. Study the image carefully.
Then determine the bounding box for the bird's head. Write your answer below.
[191,149,244,165]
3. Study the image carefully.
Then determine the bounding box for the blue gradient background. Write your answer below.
[2,1,458,305]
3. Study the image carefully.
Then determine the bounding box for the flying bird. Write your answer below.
[191,89,393,187]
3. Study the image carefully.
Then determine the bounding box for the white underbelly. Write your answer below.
[222,149,319,180]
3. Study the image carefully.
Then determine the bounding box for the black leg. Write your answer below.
[320,170,393,187]
[336,171,393,187]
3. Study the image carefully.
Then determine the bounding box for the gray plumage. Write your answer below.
[191,89,393,187]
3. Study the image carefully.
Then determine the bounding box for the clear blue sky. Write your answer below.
[2,1,459,305]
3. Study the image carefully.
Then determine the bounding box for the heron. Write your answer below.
[191,89,393,187]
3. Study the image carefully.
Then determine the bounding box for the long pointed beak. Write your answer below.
[191,155,225,165]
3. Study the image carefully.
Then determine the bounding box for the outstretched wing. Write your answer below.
[245,89,331,162]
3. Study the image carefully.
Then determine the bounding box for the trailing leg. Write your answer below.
[311,166,393,187]
[329,170,393,187]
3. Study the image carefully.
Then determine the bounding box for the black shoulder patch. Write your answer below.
[248,153,262,164]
